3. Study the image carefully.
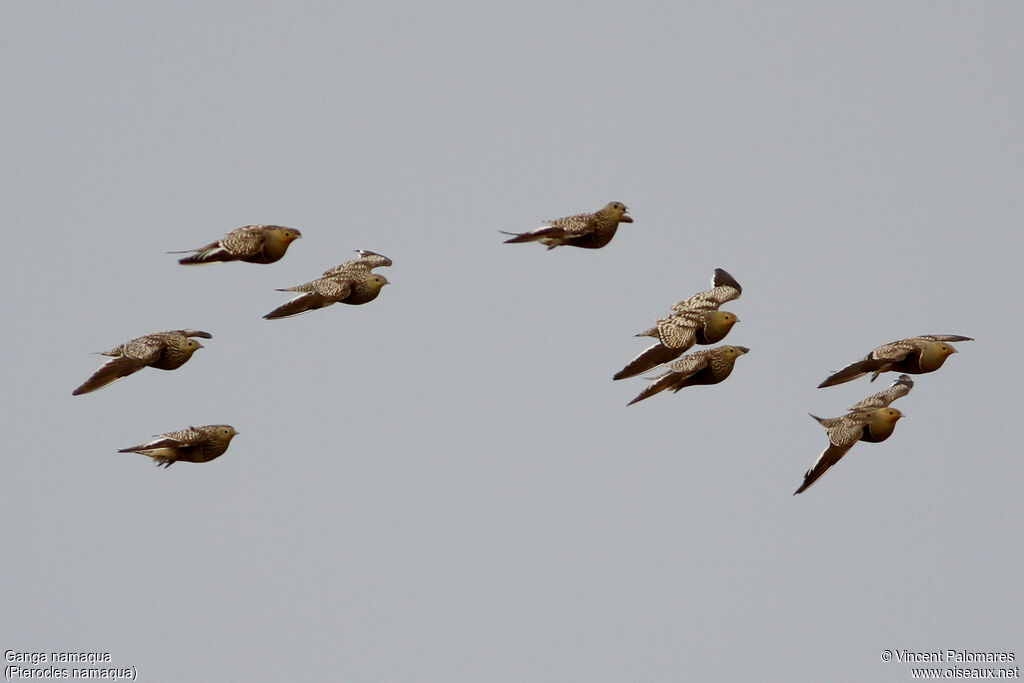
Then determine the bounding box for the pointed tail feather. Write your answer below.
[500,227,564,244]
[175,246,229,265]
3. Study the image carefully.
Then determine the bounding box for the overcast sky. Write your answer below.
[2,2,1022,681]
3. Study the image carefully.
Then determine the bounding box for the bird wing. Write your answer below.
[847,375,913,412]
[613,343,684,380]
[917,334,973,343]
[871,334,971,361]
[313,276,354,301]
[120,426,204,453]
[72,356,149,395]
[172,329,213,340]
[627,372,683,405]
[322,250,392,277]
[153,426,207,446]
[218,226,267,257]
[119,335,169,363]
[795,416,866,494]
[661,349,713,378]
[546,212,597,236]
[870,338,921,362]
[351,249,393,269]
[795,441,855,494]
[656,312,703,348]
[670,268,742,313]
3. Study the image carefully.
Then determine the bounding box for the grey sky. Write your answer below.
[2,2,1022,681]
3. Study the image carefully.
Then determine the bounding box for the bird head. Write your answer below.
[216,426,239,441]
[603,202,632,223]
[920,341,958,372]
[703,311,740,343]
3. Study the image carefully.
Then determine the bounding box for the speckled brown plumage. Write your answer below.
[501,202,633,249]
[627,345,749,406]
[819,335,972,387]
[615,269,742,380]
[118,424,238,468]
[264,252,391,319]
[846,374,914,413]
[321,249,393,277]
[73,329,211,396]
[794,408,905,494]
[174,225,302,265]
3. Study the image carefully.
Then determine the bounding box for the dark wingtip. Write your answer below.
[817,359,885,388]
[613,344,682,381]
[712,268,742,293]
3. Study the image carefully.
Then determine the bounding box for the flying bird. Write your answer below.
[615,268,742,380]
[173,225,302,265]
[501,201,633,249]
[795,376,913,494]
[73,329,211,396]
[264,251,391,319]
[818,335,972,387]
[627,345,749,406]
[794,408,905,495]
[118,424,239,468]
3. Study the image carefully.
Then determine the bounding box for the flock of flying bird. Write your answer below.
[74,202,971,494]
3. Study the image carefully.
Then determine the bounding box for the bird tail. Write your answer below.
[117,443,177,467]
[613,343,683,380]
[500,230,541,244]
[500,227,564,246]
[817,359,889,388]
[172,245,228,265]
